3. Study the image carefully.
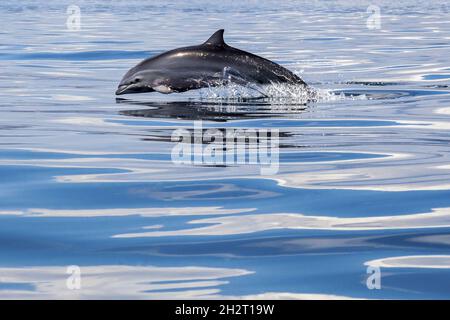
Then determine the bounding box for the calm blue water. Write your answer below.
[1,0,450,299]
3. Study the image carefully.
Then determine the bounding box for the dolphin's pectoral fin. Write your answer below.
[220,67,268,97]
[221,67,248,86]
[203,29,226,47]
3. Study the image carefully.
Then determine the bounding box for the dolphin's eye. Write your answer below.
[131,78,141,84]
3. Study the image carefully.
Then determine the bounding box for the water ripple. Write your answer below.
[1,0,450,299]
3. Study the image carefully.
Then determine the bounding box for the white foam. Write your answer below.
[198,82,366,104]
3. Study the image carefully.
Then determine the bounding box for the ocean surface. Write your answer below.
[1,0,450,299]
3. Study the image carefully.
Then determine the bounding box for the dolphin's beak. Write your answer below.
[115,84,130,95]
[116,83,154,95]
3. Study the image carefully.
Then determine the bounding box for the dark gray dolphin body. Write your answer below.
[116,29,306,95]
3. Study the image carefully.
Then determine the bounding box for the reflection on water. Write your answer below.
[0,265,252,299]
[1,0,450,299]
[117,99,308,122]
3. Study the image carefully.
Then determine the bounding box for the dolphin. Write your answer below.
[115,29,306,95]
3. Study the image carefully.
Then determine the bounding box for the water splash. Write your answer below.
[198,82,367,104]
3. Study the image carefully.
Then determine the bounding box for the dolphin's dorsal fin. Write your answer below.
[203,29,226,47]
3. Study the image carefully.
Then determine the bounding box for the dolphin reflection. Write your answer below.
[116,98,307,122]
